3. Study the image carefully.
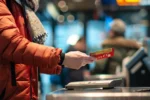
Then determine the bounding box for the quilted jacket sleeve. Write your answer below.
[0,1,62,74]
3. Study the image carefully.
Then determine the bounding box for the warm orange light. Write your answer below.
[125,0,140,3]
[117,0,140,6]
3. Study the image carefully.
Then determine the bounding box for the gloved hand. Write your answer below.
[63,51,96,70]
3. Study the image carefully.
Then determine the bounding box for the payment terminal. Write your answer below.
[65,78,122,90]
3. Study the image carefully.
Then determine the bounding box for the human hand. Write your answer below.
[63,51,96,70]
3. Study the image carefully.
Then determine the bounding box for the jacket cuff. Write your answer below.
[59,53,65,66]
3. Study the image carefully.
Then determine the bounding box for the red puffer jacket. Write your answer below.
[0,0,62,100]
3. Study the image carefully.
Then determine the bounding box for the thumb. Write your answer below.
[81,58,94,66]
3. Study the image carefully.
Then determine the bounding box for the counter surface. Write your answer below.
[46,87,150,100]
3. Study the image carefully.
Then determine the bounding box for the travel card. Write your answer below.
[90,48,114,60]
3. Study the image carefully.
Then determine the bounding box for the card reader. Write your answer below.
[65,79,122,90]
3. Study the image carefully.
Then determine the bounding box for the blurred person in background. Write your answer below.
[0,0,95,100]
[91,19,141,75]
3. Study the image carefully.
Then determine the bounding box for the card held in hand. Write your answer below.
[90,48,114,60]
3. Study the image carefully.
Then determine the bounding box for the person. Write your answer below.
[50,37,90,90]
[63,37,90,86]
[0,0,95,100]
[91,19,141,75]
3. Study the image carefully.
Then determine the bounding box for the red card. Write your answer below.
[90,48,114,60]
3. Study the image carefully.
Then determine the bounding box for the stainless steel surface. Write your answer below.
[84,74,124,81]
[46,87,150,100]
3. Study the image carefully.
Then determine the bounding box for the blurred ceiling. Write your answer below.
[52,0,96,11]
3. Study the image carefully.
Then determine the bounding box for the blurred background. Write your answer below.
[36,0,150,99]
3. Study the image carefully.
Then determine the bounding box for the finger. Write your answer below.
[81,60,91,66]
[76,51,90,57]
[82,59,95,65]
[81,59,90,66]
[82,57,96,62]
[74,65,81,70]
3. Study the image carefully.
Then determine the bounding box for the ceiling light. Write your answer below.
[67,34,80,45]
[67,15,75,23]
[47,3,59,20]
[57,15,65,23]
[73,0,83,3]
[58,1,66,8]
[61,6,68,12]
